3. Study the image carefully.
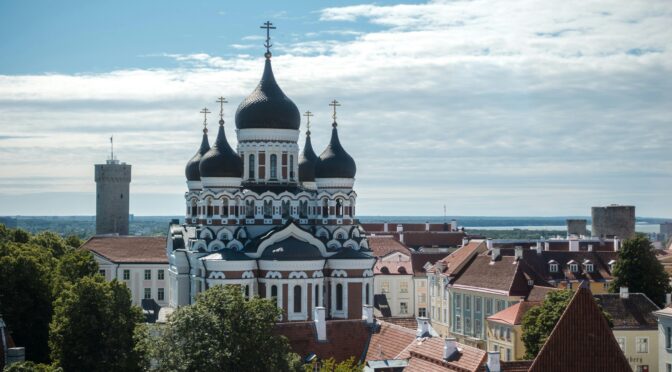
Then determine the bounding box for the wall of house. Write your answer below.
[555,280,611,294]
[427,272,450,336]
[657,315,672,372]
[96,258,169,307]
[414,277,428,317]
[613,329,659,372]
[373,274,414,317]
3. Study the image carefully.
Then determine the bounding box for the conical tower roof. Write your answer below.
[185,128,210,181]
[299,131,318,182]
[315,122,356,179]
[199,120,243,178]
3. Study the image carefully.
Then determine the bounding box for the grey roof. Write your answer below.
[593,293,660,330]
[235,57,300,130]
[260,237,324,260]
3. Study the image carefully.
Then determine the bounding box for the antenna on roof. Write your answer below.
[443,204,447,223]
[110,136,114,160]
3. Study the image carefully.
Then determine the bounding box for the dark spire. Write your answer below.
[185,114,211,182]
[199,102,243,179]
[299,111,318,182]
[316,103,356,179]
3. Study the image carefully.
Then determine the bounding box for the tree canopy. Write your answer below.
[609,235,671,307]
[49,276,144,372]
[145,285,299,372]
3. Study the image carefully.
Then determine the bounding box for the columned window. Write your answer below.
[294,285,302,313]
[289,155,294,180]
[336,199,343,217]
[322,199,329,218]
[365,283,370,305]
[336,283,343,311]
[315,284,320,307]
[270,154,277,179]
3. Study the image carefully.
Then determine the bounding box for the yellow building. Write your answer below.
[485,301,539,361]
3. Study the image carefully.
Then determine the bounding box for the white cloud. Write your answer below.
[0,0,671,216]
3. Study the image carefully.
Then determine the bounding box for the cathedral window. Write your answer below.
[258,152,265,179]
[281,153,288,179]
[289,155,294,180]
[293,285,302,312]
[245,285,250,299]
[222,199,229,216]
[246,200,255,218]
[336,199,343,217]
[315,284,320,307]
[249,154,255,179]
[365,283,370,305]
[336,283,344,311]
[322,199,329,218]
[270,154,278,179]
[281,200,290,219]
[299,200,308,218]
[263,200,273,218]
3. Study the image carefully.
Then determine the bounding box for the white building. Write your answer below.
[373,251,414,317]
[82,236,169,308]
[654,305,672,372]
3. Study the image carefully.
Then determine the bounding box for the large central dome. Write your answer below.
[235,58,300,130]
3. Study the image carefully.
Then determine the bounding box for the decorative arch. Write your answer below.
[333,227,348,240]
[207,240,225,251]
[209,271,226,279]
[199,228,215,240]
[191,240,208,252]
[315,226,330,239]
[242,270,255,279]
[326,239,341,250]
[332,269,348,278]
[289,271,308,279]
[265,271,282,279]
[363,269,374,277]
[342,239,358,250]
[312,270,324,278]
[359,238,369,250]
[226,239,244,251]
[349,226,361,238]
[216,228,233,241]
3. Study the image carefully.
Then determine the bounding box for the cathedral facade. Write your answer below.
[167,24,375,321]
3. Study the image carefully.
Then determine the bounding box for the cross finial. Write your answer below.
[260,21,276,58]
[216,97,228,124]
[329,99,341,126]
[200,107,211,129]
[303,111,313,135]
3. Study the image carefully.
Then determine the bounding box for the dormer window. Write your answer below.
[548,260,559,273]
[570,263,578,273]
[608,259,617,272]
[583,260,594,273]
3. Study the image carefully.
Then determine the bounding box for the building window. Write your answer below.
[381,281,390,294]
[271,285,278,299]
[496,300,506,312]
[455,314,462,333]
[636,337,649,353]
[667,327,672,349]
[475,297,482,313]
[617,337,626,352]
[315,284,320,307]
[419,294,427,304]
[506,348,511,362]
[506,327,511,341]
[419,307,426,317]
[293,285,302,313]
[585,263,594,272]
[455,293,462,310]
[99,269,106,277]
[486,298,493,315]
[400,282,408,293]
[465,295,471,311]
[158,269,164,280]
[549,263,558,272]
[289,154,294,179]
[666,364,671,372]
[465,317,471,334]
[475,319,482,337]
[123,270,130,280]
[245,285,250,299]
[336,284,343,311]
[569,263,578,273]
[144,288,151,299]
[144,270,151,280]
[637,367,650,372]
[400,302,408,314]
[158,288,164,301]
[270,154,277,179]
[248,154,255,179]
[365,283,370,305]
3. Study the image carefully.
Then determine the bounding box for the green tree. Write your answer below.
[64,235,83,249]
[304,357,362,372]
[30,232,70,258]
[610,235,671,307]
[49,276,143,372]
[11,228,31,244]
[0,241,55,363]
[3,361,62,372]
[52,250,99,294]
[146,285,296,372]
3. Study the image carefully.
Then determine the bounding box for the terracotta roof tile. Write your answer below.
[411,253,451,277]
[368,236,412,257]
[366,320,417,361]
[81,236,168,263]
[376,317,418,330]
[275,320,370,362]
[403,232,466,249]
[519,250,616,283]
[528,287,632,372]
[437,240,487,277]
[593,293,660,330]
[401,337,487,372]
[487,301,538,325]
[451,255,537,297]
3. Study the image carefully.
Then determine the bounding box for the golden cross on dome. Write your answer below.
[329,99,341,124]
[260,21,276,55]
[216,97,228,121]
[303,111,313,133]
[200,107,211,128]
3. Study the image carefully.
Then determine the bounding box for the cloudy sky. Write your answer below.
[0,0,670,217]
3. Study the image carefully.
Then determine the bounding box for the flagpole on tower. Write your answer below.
[110,136,114,161]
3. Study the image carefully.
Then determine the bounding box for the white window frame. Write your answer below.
[617,337,626,353]
[635,337,649,353]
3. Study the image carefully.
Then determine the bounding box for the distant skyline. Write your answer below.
[0,0,671,217]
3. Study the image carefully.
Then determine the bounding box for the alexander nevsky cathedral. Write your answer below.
[167,23,375,321]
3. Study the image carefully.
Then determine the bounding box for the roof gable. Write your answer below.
[81,236,168,263]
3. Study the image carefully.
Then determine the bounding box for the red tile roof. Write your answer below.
[403,232,466,248]
[368,236,412,257]
[81,236,168,263]
[528,287,632,372]
[376,317,418,330]
[366,321,417,361]
[400,337,487,372]
[411,252,451,277]
[487,301,538,326]
[275,320,370,363]
[432,240,486,276]
[362,223,455,233]
[451,255,538,297]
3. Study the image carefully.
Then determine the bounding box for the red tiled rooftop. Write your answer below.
[366,320,417,361]
[368,235,412,257]
[400,337,487,372]
[81,236,168,263]
[487,301,538,326]
[275,319,369,362]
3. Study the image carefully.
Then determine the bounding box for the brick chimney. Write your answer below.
[314,307,327,342]
[486,238,493,250]
[443,337,458,360]
[620,287,629,299]
[487,351,501,372]
[362,305,374,325]
[514,246,523,261]
[462,238,469,247]
[535,241,543,255]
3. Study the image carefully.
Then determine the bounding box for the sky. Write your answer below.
[0,0,670,217]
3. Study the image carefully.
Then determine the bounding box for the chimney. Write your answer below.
[544,241,550,251]
[425,222,430,231]
[399,232,404,244]
[416,317,431,338]
[486,238,494,250]
[588,244,593,252]
[535,241,542,255]
[491,248,501,261]
[568,237,579,252]
[514,246,523,261]
[462,238,469,247]
[396,224,403,233]
[384,222,388,232]
[666,293,671,306]
[443,337,458,360]
[314,307,327,341]
[487,351,501,372]
[362,305,374,325]
[451,219,457,231]
[620,287,629,299]
[613,237,620,251]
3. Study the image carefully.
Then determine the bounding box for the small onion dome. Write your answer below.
[315,123,356,179]
[235,57,300,130]
[199,120,243,178]
[185,128,210,181]
[298,132,318,182]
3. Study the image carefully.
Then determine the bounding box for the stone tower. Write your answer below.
[95,138,131,235]
[591,205,635,239]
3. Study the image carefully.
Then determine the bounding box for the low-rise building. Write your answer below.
[653,305,672,372]
[373,250,414,317]
[594,290,660,372]
[411,252,448,318]
[81,236,169,307]
[486,301,539,362]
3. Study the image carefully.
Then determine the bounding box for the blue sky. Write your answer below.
[0,0,670,217]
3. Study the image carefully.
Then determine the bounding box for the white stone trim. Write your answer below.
[186,180,202,190]
[209,271,226,279]
[332,269,348,278]
[207,240,225,251]
[265,271,283,279]
[201,177,242,188]
[251,223,331,258]
[237,128,299,142]
[315,177,354,189]
[242,270,255,279]
[289,271,308,279]
[327,258,376,270]
[259,260,325,271]
[312,270,324,278]
[363,269,374,277]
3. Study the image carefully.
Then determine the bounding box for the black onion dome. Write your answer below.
[315,124,356,179]
[185,129,211,181]
[298,133,318,182]
[235,58,300,130]
[199,121,243,178]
